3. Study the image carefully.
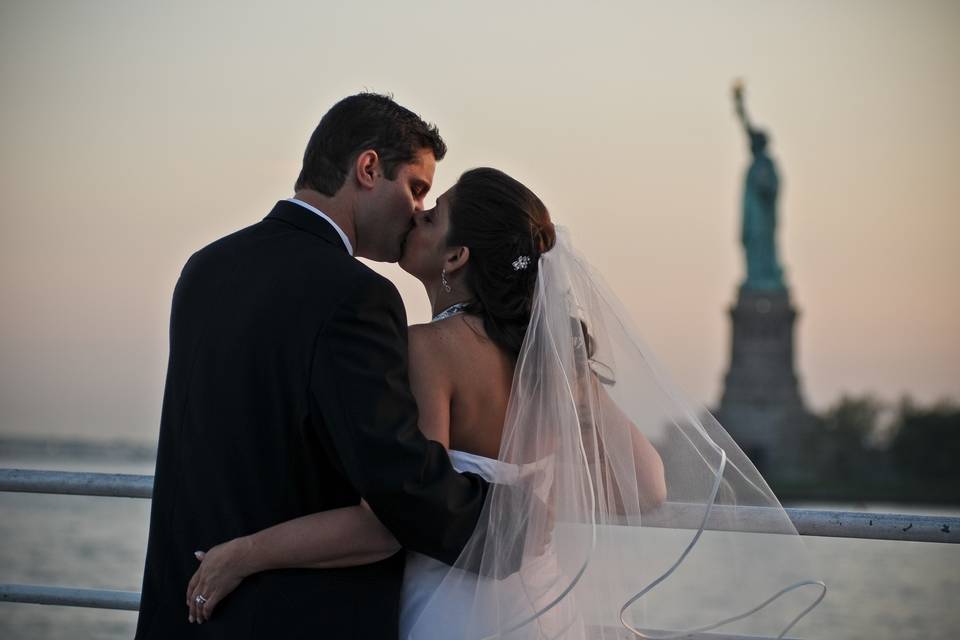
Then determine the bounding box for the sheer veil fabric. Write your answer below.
[406,228,825,639]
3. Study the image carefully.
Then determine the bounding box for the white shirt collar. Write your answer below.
[286,198,354,256]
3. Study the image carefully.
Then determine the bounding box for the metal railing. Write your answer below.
[0,584,140,611]
[2,467,958,616]
[0,468,153,499]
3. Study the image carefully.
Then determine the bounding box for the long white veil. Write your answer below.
[407,227,825,639]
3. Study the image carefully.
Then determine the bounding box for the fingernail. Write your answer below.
[189,616,194,623]
[194,551,204,559]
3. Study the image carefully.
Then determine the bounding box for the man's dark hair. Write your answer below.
[295,93,447,195]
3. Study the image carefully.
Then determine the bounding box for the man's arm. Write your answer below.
[309,272,487,565]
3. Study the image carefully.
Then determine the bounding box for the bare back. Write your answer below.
[407,314,514,459]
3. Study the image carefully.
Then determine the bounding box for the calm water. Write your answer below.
[1,455,958,639]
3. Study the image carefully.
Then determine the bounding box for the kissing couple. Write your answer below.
[135,93,823,639]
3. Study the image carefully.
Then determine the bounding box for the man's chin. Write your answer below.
[395,238,411,266]
[376,248,403,265]
[361,241,404,264]
[386,241,405,264]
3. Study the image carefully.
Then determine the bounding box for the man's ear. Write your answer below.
[354,150,380,189]
[445,246,470,275]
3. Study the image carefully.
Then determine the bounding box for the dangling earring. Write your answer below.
[441,269,452,293]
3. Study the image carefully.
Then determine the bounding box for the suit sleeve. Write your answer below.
[309,272,488,565]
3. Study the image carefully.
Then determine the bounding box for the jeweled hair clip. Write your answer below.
[512,255,531,271]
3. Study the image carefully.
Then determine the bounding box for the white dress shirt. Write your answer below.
[286,198,354,256]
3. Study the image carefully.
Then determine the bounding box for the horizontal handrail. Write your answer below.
[1,468,957,544]
[0,582,787,639]
[0,584,793,638]
[639,503,958,544]
[0,468,153,498]
[0,584,139,610]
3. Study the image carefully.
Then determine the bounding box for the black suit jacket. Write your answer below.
[135,201,490,639]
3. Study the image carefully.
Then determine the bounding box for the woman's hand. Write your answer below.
[186,537,253,624]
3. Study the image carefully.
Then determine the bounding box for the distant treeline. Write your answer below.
[3,395,957,505]
[773,395,960,505]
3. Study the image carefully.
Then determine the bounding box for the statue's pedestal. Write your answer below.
[715,287,813,477]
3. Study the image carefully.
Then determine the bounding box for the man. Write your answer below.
[135,93,491,638]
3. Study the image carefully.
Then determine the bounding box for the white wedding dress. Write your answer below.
[399,449,582,639]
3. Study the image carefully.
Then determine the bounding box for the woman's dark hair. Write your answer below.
[295,93,447,196]
[446,168,556,357]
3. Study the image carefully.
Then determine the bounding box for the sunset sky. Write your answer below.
[1,0,957,442]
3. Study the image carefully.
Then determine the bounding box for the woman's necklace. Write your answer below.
[432,302,470,322]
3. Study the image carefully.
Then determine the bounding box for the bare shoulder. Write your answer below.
[408,316,484,373]
[408,322,455,372]
[409,321,450,352]
[417,311,490,348]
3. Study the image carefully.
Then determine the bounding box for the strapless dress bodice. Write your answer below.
[399,449,577,639]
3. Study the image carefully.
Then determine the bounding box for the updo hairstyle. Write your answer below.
[446,167,556,357]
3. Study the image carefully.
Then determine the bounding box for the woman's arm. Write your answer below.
[186,501,399,623]
[223,501,398,572]
[594,380,667,513]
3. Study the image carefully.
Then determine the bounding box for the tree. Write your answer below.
[811,395,886,483]
[889,398,960,487]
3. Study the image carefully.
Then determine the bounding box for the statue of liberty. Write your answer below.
[733,81,785,291]
[718,82,810,481]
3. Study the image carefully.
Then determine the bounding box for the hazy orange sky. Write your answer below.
[1,0,958,441]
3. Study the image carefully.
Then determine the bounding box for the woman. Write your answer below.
[186,168,822,639]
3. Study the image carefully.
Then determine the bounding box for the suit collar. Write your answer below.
[264,200,352,255]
